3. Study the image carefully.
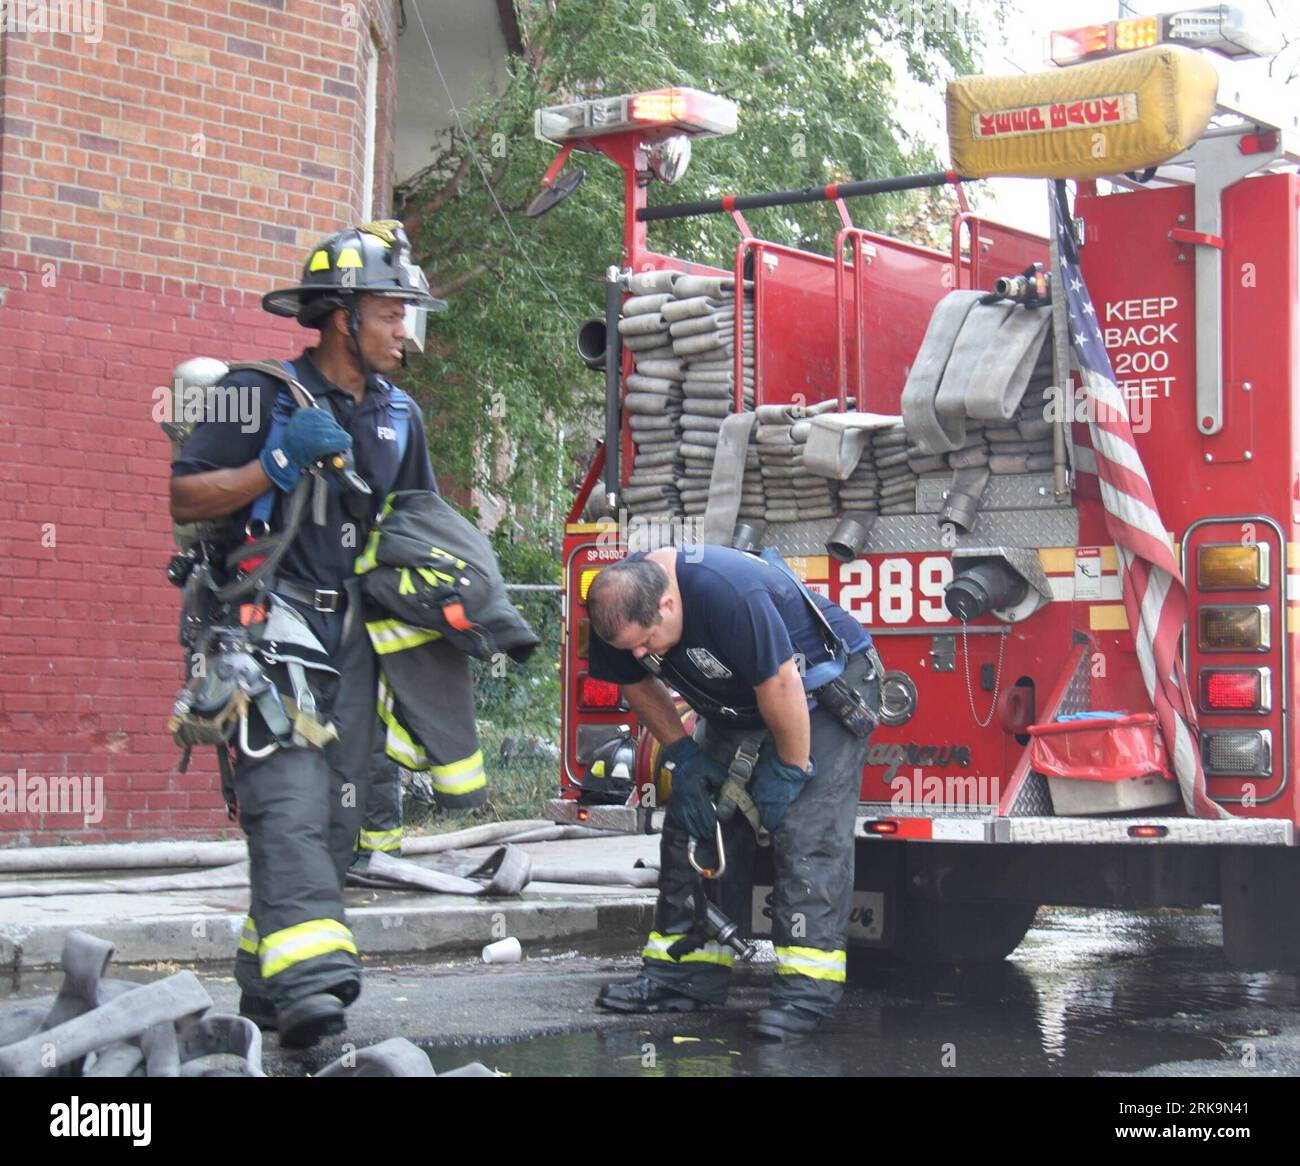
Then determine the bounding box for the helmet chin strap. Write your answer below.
[347,299,383,393]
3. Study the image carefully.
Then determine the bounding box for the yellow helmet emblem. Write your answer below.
[308,249,331,272]
[359,219,402,246]
[336,246,364,269]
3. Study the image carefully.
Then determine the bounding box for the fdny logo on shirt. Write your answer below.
[686,648,732,679]
[377,425,398,441]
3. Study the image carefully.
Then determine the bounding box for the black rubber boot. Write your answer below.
[238,992,277,1032]
[749,1003,823,1040]
[276,993,347,1050]
[596,975,713,1014]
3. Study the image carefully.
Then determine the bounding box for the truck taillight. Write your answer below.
[1199,667,1271,713]
[1196,543,1269,590]
[1201,730,1272,777]
[1197,605,1270,652]
[577,567,601,602]
[579,674,625,710]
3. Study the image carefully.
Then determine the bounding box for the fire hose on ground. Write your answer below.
[0,930,495,1078]
[0,820,658,899]
[0,818,621,875]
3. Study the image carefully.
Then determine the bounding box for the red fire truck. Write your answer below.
[539,9,1299,968]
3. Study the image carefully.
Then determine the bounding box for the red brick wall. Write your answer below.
[0,0,401,844]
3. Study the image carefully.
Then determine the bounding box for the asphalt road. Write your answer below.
[226,905,1300,1076]
[5,905,1298,1077]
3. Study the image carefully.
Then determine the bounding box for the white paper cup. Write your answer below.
[482,936,522,964]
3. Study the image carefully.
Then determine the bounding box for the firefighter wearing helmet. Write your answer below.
[169,221,447,1049]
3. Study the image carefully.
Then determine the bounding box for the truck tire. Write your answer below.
[847,900,1039,976]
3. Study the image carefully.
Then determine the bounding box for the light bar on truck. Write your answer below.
[1199,667,1271,713]
[535,88,737,143]
[1164,4,1284,58]
[1048,5,1282,66]
[1196,543,1269,590]
[1201,729,1272,777]
[1197,605,1270,651]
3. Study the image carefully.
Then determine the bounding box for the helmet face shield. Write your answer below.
[397,256,443,354]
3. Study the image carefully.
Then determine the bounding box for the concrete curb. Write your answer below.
[0,895,657,971]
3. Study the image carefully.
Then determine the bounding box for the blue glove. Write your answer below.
[260,408,352,493]
[661,738,728,792]
[662,738,726,840]
[751,742,816,831]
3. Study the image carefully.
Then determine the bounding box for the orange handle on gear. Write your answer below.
[441,601,473,631]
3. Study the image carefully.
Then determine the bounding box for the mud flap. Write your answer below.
[1221,848,1300,971]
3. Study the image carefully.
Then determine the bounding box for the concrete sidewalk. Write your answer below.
[0,834,660,970]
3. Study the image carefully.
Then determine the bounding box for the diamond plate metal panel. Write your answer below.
[1058,650,1094,717]
[763,508,1079,556]
[915,472,1069,514]
[1005,817,1294,845]
[1011,648,1089,816]
[1010,772,1055,816]
[952,545,1053,602]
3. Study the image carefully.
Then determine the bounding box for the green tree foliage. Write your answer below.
[398,0,1003,541]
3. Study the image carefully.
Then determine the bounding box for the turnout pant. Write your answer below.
[355,746,403,865]
[639,687,875,1015]
[234,593,377,1010]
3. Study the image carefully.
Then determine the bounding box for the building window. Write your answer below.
[361,36,380,220]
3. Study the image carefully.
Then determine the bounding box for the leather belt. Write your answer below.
[273,576,345,613]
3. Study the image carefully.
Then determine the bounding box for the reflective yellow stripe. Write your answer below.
[377,675,429,769]
[358,827,402,853]
[354,527,382,575]
[417,565,456,588]
[430,750,486,795]
[259,919,356,979]
[774,945,846,983]
[1089,604,1128,631]
[398,567,416,596]
[642,930,735,967]
[429,547,467,570]
[239,915,259,954]
[367,617,443,654]
[353,495,398,576]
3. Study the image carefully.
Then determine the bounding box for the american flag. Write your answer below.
[1054,179,1225,819]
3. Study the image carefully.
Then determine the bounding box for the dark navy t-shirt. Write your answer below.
[171,348,437,591]
[588,546,870,728]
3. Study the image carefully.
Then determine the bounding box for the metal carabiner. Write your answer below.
[238,706,279,760]
[687,820,726,879]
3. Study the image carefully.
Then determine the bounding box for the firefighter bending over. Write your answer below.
[588,544,881,1039]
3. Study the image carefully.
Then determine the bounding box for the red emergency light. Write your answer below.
[578,674,625,711]
[1200,668,1269,713]
[1128,825,1170,839]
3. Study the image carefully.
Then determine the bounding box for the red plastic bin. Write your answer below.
[1027,713,1171,783]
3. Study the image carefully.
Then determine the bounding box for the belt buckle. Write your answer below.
[313,589,340,613]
